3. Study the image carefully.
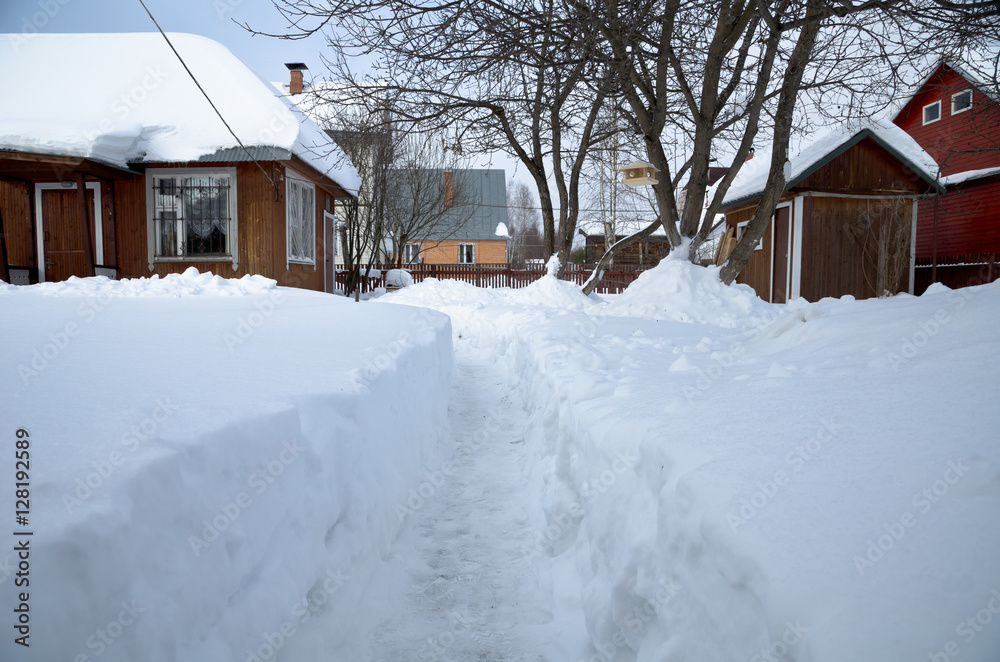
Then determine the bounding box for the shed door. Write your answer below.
[39,187,97,283]
[771,206,790,303]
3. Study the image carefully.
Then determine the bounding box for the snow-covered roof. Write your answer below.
[722,119,942,207]
[941,165,1000,187]
[0,33,360,196]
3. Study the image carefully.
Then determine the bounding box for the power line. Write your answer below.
[138,0,275,185]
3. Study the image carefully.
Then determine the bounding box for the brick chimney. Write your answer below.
[284,62,308,95]
[444,171,454,208]
[745,147,755,162]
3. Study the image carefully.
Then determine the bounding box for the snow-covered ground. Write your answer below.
[382,255,1000,662]
[0,270,452,661]
[3,257,998,661]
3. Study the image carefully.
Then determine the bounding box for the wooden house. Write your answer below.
[0,33,359,291]
[891,60,1000,292]
[718,121,942,302]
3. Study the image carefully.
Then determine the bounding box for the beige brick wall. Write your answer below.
[418,239,507,264]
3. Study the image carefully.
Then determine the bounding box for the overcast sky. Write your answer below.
[1,0,524,184]
[1,0,334,85]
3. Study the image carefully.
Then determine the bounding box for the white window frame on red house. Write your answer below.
[458,243,475,264]
[286,168,317,268]
[951,89,972,116]
[922,100,942,125]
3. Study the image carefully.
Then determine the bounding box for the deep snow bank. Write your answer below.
[604,248,775,328]
[0,271,452,661]
[387,265,1000,662]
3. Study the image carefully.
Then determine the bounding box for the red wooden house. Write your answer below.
[0,33,359,291]
[891,60,1000,291]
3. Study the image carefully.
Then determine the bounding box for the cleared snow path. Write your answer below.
[364,339,587,661]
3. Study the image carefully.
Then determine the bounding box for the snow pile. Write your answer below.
[387,274,1000,662]
[0,276,451,662]
[606,249,775,327]
[0,33,360,194]
[385,269,414,288]
[508,271,599,312]
[6,267,284,298]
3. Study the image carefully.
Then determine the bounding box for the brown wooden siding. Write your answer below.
[110,161,327,290]
[724,205,774,301]
[0,179,33,267]
[794,137,931,195]
[800,196,911,300]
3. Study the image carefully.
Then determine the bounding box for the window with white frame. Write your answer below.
[458,243,475,264]
[922,100,941,125]
[736,221,763,251]
[404,242,421,264]
[951,89,972,115]
[286,169,316,265]
[148,168,236,260]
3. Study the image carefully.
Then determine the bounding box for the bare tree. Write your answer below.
[326,99,395,299]
[506,180,545,264]
[573,0,998,291]
[247,0,616,274]
[247,0,995,292]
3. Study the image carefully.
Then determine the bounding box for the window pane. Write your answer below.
[151,173,231,258]
[157,211,177,257]
[923,102,940,123]
[953,90,972,113]
[287,179,315,262]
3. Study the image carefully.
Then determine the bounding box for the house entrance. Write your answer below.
[35,183,102,283]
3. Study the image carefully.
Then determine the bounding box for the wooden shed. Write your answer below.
[717,123,943,302]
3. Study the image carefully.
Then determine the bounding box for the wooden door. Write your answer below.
[771,206,790,303]
[41,188,95,282]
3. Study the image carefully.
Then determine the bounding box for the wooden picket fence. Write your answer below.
[335,262,652,294]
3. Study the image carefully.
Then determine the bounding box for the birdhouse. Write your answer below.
[618,161,660,187]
